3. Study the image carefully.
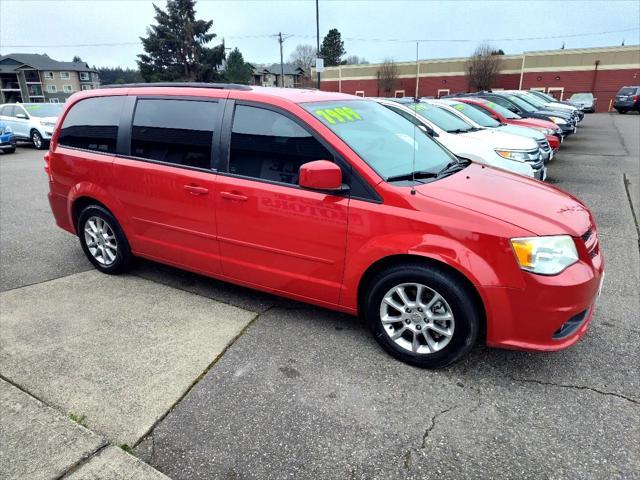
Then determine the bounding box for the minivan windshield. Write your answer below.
[447,102,500,127]
[301,100,458,181]
[23,103,64,118]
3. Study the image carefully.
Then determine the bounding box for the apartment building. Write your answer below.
[0,53,100,104]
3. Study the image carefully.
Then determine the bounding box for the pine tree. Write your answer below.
[319,29,346,67]
[137,0,224,82]
[224,48,252,84]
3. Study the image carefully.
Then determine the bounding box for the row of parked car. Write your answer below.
[0,103,63,153]
[370,89,587,181]
[38,82,606,368]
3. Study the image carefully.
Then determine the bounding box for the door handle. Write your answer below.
[183,184,209,195]
[220,191,248,202]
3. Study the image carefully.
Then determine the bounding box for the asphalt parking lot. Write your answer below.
[1,113,638,479]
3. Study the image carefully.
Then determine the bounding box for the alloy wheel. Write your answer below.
[379,282,455,354]
[32,131,43,149]
[84,216,118,266]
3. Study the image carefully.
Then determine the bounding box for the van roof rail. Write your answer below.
[100,82,252,91]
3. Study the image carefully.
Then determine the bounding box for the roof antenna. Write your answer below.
[411,41,419,195]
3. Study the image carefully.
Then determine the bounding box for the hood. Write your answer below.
[535,108,573,119]
[543,102,576,112]
[509,118,558,131]
[495,124,544,141]
[415,164,592,236]
[462,128,538,150]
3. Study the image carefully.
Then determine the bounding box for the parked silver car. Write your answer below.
[568,93,596,113]
[0,103,63,150]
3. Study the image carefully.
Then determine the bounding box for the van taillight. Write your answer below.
[634,95,638,102]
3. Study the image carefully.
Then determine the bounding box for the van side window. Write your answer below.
[131,99,218,169]
[229,105,333,185]
[59,96,124,153]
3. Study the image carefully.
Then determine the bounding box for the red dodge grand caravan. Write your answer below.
[46,84,604,368]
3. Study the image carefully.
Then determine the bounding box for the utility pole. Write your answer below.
[273,32,292,88]
[316,0,321,89]
[278,32,285,88]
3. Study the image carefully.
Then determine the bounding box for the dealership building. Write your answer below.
[317,45,640,112]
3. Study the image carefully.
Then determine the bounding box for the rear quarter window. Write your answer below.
[58,96,125,153]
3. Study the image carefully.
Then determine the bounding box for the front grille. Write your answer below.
[536,138,551,152]
[581,227,599,259]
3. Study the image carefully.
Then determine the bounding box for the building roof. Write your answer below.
[251,63,305,76]
[0,53,96,73]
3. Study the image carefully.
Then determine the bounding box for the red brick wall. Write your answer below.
[320,68,639,112]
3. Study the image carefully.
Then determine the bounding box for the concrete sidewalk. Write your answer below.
[0,379,168,479]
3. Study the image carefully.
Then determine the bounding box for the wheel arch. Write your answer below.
[356,253,487,340]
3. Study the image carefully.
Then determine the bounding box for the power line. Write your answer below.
[3,26,638,49]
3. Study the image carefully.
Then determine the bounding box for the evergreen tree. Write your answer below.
[137,0,224,82]
[72,56,83,62]
[319,29,346,67]
[224,48,252,84]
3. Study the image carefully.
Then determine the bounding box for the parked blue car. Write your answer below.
[0,121,16,154]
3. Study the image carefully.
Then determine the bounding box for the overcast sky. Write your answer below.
[1,0,639,68]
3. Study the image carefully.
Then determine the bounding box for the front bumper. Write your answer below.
[483,232,604,351]
[0,133,16,148]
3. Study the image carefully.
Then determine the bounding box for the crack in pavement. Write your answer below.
[55,443,110,480]
[509,377,639,405]
[420,404,462,448]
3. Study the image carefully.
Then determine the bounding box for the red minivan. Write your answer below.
[46,84,604,368]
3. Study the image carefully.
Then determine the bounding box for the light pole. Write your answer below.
[316,0,320,89]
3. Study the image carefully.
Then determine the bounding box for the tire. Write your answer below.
[617,109,628,114]
[77,205,133,274]
[3,147,16,154]
[31,130,46,150]
[364,263,480,369]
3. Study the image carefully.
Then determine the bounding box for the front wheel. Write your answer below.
[616,109,628,114]
[77,205,134,274]
[364,263,480,368]
[2,147,16,154]
[31,130,46,150]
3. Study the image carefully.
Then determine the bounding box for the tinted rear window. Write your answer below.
[59,96,124,153]
[618,87,637,95]
[131,99,219,169]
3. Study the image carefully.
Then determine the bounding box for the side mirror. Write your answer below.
[299,160,347,192]
[16,113,28,119]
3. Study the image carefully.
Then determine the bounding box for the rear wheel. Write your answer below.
[77,205,133,274]
[3,147,15,154]
[616,109,628,114]
[364,263,480,368]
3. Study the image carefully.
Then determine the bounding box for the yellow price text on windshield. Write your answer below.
[408,104,426,112]
[314,107,362,124]
[453,104,466,111]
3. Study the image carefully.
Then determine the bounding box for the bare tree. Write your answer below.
[377,59,398,96]
[344,55,369,65]
[289,44,316,73]
[466,43,503,91]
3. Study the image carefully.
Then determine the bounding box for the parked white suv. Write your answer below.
[427,98,553,163]
[376,98,545,180]
[0,103,63,150]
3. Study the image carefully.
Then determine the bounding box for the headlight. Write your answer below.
[41,121,56,128]
[549,116,566,125]
[495,149,529,162]
[510,235,578,275]
[4,126,11,133]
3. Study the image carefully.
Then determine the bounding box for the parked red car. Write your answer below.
[46,84,603,368]
[454,97,561,151]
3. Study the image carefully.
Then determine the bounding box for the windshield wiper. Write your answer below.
[446,128,472,134]
[436,159,469,177]
[386,171,438,183]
